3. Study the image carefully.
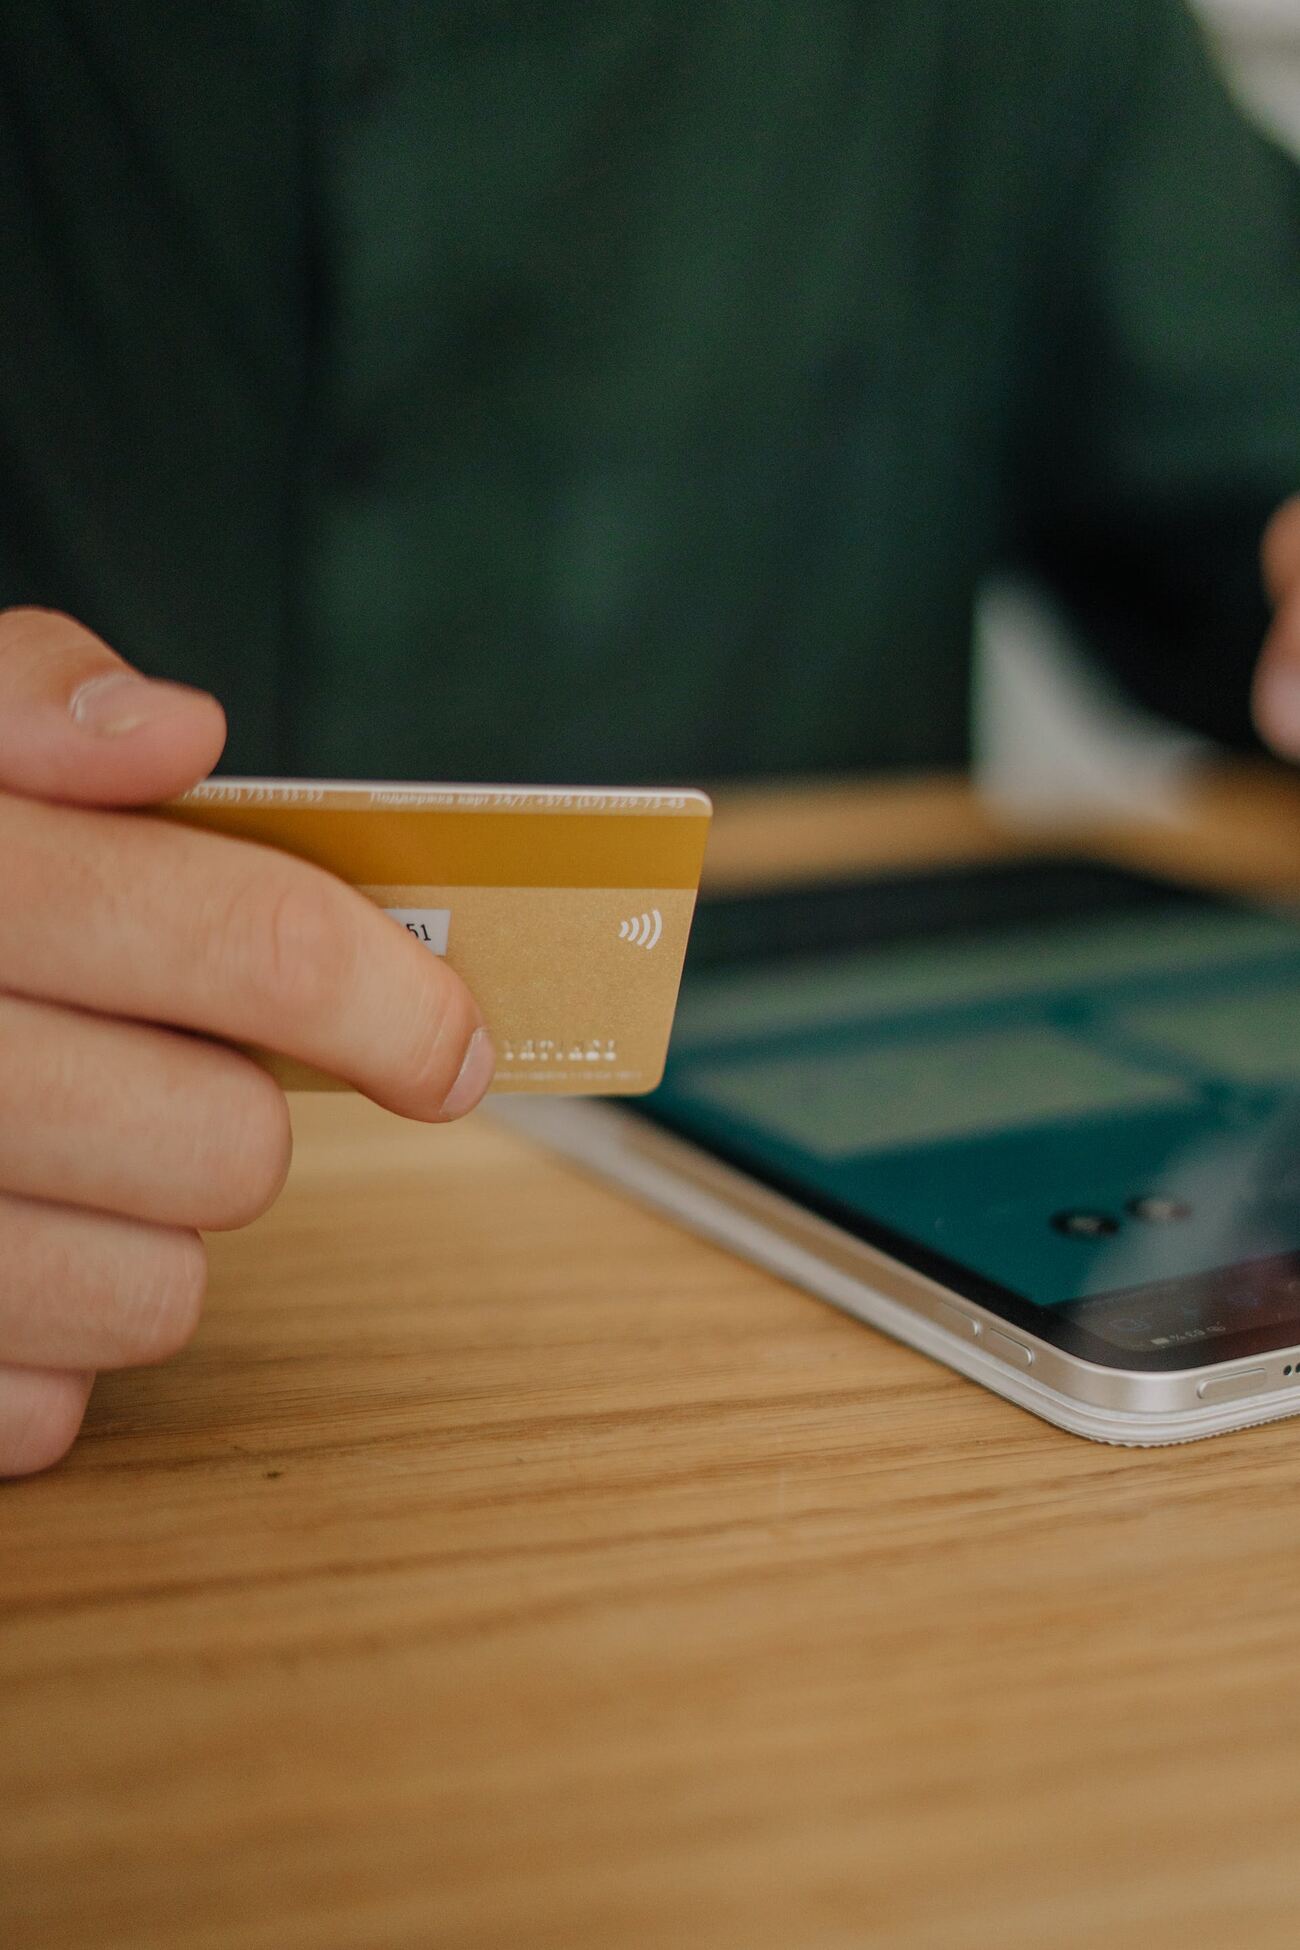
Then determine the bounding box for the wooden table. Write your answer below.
[8,763,1300,1950]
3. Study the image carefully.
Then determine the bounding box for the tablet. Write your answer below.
[499,858,1300,1444]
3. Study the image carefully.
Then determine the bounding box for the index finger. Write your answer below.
[1,794,494,1122]
[0,607,226,806]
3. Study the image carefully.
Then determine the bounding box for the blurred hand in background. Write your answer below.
[1254,497,1300,758]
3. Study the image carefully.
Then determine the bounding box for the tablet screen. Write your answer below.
[637,863,1300,1369]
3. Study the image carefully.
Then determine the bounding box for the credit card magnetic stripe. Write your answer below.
[162,802,710,889]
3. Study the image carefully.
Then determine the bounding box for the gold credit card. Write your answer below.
[164,778,713,1095]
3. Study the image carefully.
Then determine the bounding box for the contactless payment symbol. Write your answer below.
[618,908,662,950]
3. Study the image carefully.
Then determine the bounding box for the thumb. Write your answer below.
[0,607,227,806]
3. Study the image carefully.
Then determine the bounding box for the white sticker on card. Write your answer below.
[385,908,452,954]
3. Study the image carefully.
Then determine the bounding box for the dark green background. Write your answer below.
[3,1,1300,780]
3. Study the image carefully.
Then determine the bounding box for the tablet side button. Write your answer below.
[935,1301,981,1341]
[1196,1368,1267,1404]
[985,1329,1034,1370]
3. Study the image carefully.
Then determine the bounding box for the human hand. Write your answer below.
[0,608,493,1476]
[1251,496,1300,757]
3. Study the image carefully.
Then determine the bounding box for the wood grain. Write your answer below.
[6,760,1300,1950]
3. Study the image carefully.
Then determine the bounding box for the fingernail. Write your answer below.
[1257,669,1300,761]
[438,1026,496,1120]
[70,671,184,736]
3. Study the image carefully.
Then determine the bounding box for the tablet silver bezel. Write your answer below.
[494,1096,1300,1446]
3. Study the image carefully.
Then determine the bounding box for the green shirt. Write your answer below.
[3,1,1300,781]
